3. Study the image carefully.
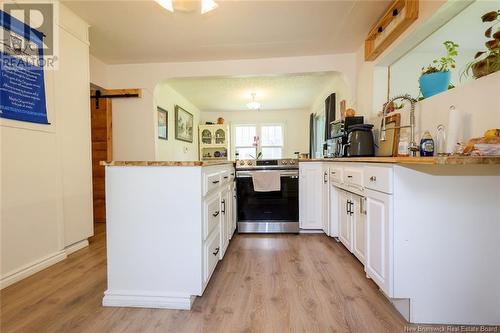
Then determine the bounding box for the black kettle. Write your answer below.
[346,124,375,157]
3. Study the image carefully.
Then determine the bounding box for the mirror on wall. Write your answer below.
[389,0,499,99]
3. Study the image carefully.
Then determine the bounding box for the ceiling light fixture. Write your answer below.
[155,0,174,12]
[246,93,261,111]
[201,0,218,14]
[155,0,218,14]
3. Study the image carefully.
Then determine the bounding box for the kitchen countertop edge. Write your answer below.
[299,156,500,165]
[100,161,235,167]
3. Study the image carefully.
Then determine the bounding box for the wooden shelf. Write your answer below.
[364,0,419,61]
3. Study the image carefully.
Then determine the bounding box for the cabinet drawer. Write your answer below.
[220,170,231,185]
[203,193,221,240]
[204,229,220,284]
[329,166,343,184]
[344,167,364,190]
[364,166,393,194]
[203,171,221,196]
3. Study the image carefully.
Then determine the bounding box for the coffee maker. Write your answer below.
[328,117,364,157]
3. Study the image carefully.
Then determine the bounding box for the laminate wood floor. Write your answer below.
[0,225,421,332]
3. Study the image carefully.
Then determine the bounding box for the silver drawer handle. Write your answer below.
[212,180,220,184]
[212,211,220,217]
[370,176,377,182]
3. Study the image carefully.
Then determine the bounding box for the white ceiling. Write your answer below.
[62,0,392,64]
[166,72,339,111]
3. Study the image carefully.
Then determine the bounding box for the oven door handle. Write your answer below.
[236,170,299,178]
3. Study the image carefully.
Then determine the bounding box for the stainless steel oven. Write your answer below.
[236,159,299,233]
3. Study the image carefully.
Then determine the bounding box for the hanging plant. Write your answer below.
[463,9,500,79]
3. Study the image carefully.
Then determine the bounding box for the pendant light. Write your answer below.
[201,0,218,14]
[246,93,261,111]
[155,0,174,12]
[155,0,218,14]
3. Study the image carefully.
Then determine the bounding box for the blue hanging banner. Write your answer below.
[0,10,49,124]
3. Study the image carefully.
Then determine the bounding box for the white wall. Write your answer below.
[414,70,500,140]
[354,0,448,117]
[1,4,93,288]
[390,50,476,98]
[111,90,156,161]
[308,74,352,157]
[353,0,500,144]
[201,109,310,159]
[91,53,357,161]
[154,83,201,161]
[89,55,108,88]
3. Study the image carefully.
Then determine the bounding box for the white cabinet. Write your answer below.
[365,189,393,297]
[199,125,230,161]
[329,183,340,238]
[321,164,330,235]
[219,184,232,259]
[299,162,328,230]
[337,188,364,263]
[204,229,221,284]
[104,163,236,310]
[351,195,365,264]
[231,180,237,236]
[338,189,352,250]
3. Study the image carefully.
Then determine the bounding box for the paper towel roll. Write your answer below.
[446,105,464,154]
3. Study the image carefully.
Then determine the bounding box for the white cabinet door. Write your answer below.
[329,185,340,238]
[322,165,330,235]
[365,190,393,297]
[299,163,324,229]
[219,187,230,259]
[352,195,366,264]
[231,181,237,236]
[338,190,352,250]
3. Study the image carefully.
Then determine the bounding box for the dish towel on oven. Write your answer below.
[251,171,281,192]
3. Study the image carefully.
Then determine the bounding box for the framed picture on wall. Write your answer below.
[157,107,168,140]
[175,105,193,143]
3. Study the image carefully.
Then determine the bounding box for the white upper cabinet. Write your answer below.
[199,125,230,161]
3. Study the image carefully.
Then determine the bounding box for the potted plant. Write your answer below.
[419,41,459,98]
[463,9,500,79]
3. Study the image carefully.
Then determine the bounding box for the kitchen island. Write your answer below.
[101,161,236,310]
[299,157,500,325]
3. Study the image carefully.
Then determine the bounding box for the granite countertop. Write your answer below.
[299,156,500,165]
[100,161,234,167]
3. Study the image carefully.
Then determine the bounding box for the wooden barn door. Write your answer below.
[90,97,112,223]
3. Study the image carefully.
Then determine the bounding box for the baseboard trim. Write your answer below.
[65,239,89,256]
[102,290,196,310]
[0,251,67,289]
[299,229,325,234]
